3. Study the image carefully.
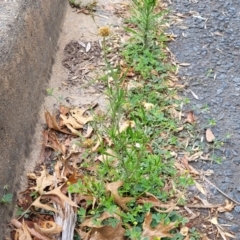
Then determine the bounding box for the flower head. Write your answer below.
[98,26,111,37]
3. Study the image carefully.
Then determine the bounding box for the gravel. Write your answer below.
[168,0,240,236]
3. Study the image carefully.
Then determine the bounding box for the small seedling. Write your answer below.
[46,88,64,103]
[208,118,216,126]
[0,193,13,204]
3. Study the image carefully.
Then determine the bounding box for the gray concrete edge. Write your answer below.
[0,0,67,237]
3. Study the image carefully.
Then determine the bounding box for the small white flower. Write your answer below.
[135,143,141,148]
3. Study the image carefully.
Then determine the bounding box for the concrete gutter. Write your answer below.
[0,0,67,236]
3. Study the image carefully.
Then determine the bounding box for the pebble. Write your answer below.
[229,224,239,233]
[224,212,234,221]
[223,169,233,177]
[234,206,240,213]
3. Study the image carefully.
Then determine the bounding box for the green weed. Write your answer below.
[66,0,203,238]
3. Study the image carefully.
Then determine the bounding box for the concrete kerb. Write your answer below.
[0,0,67,236]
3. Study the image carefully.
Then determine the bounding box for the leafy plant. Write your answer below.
[0,193,13,204]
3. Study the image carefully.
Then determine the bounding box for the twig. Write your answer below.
[203,176,240,205]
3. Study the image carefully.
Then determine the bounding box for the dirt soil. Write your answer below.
[168,0,240,238]
[22,0,126,195]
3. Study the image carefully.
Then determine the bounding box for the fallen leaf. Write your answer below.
[90,224,125,240]
[60,114,83,129]
[34,221,62,236]
[118,120,135,133]
[186,111,195,124]
[31,197,58,213]
[12,219,52,240]
[18,220,32,240]
[80,212,120,228]
[206,129,215,142]
[42,185,78,208]
[194,180,206,195]
[105,181,134,211]
[217,200,235,213]
[142,102,155,110]
[83,126,93,138]
[59,105,70,115]
[64,123,81,136]
[209,217,235,240]
[79,212,125,240]
[180,226,189,236]
[180,155,191,171]
[43,131,66,155]
[27,226,51,240]
[121,67,135,77]
[29,166,54,195]
[70,108,93,125]
[142,212,177,239]
[45,111,70,134]
[188,151,203,161]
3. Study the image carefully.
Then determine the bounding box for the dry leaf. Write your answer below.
[19,220,32,240]
[217,200,235,213]
[142,212,176,239]
[180,226,189,236]
[209,217,235,240]
[64,123,81,136]
[43,131,66,155]
[194,181,206,195]
[45,111,70,134]
[89,224,125,240]
[188,151,203,161]
[181,155,191,171]
[105,181,134,211]
[42,185,78,209]
[59,105,70,115]
[118,120,135,133]
[34,221,62,236]
[206,129,215,142]
[80,212,120,228]
[79,212,125,240]
[29,166,55,195]
[186,111,195,124]
[12,219,51,240]
[27,226,51,240]
[142,102,155,110]
[70,108,93,125]
[83,126,93,138]
[31,197,58,213]
[60,114,83,129]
